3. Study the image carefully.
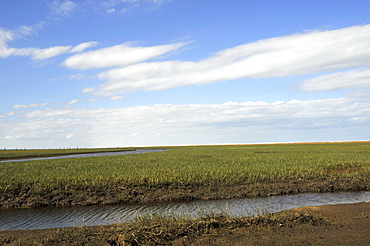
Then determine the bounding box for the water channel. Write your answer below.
[0,149,168,163]
[1,191,369,231]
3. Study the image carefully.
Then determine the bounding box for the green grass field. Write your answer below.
[1,142,369,195]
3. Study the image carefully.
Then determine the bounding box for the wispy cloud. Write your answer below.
[0,28,15,58]
[63,42,185,70]
[69,41,99,53]
[0,1,98,62]
[0,27,98,60]
[106,8,116,14]
[12,103,47,110]
[31,46,73,60]
[48,0,77,16]
[297,68,370,91]
[110,96,125,100]
[101,0,169,13]
[67,99,78,105]
[79,24,370,96]
[3,94,369,147]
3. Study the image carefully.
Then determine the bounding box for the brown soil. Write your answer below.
[1,178,368,208]
[1,202,369,245]
[181,202,370,246]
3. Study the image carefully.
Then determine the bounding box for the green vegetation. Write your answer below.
[0,142,369,207]
[0,147,134,160]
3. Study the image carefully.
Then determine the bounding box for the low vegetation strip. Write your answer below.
[0,142,369,207]
[116,209,326,246]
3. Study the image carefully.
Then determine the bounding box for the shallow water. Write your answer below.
[1,191,369,231]
[0,149,168,163]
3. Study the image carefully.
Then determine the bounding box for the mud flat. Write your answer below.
[1,202,369,245]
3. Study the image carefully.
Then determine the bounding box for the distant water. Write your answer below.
[1,191,369,231]
[0,149,168,163]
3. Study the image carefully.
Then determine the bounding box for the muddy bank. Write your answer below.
[1,178,368,208]
[1,202,369,245]
[184,202,370,246]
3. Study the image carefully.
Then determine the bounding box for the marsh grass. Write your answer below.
[117,206,324,246]
[0,142,369,205]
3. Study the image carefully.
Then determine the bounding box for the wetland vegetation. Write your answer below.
[1,142,369,245]
[1,142,369,208]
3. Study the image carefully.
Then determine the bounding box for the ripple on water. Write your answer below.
[1,191,369,231]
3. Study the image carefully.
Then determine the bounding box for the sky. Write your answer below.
[1,0,370,148]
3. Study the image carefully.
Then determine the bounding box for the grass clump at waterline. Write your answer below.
[0,142,369,207]
[116,209,324,246]
[0,207,329,246]
[0,147,135,161]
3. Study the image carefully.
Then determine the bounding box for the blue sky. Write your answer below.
[1,0,370,148]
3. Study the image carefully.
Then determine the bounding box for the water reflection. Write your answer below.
[1,191,369,231]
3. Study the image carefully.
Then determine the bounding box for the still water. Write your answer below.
[1,191,369,231]
[0,149,168,163]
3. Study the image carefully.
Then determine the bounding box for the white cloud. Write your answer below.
[149,0,166,4]
[83,24,370,96]
[48,0,77,16]
[17,25,38,37]
[12,103,47,109]
[69,41,99,53]
[31,46,73,60]
[110,96,125,100]
[0,112,14,118]
[67,99,78,104]
[297,68,370,91]
[63,42,185,70]
[82,87,95,93]
[0,28,99,61]
[0,28,15,58]
[0,29,13,41]
[106,8,116,14]
[101,0,168,13]
[2,94,368,147]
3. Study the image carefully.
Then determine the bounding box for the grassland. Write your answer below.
[0,142,369,208]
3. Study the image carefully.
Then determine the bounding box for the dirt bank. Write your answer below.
[1,178,368,208]
[184,202,370,246]
[1,202,369,245]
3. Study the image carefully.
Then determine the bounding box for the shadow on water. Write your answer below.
[1,191,369,231]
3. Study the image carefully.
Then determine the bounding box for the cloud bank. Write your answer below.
[2,94,369,147]
[73,24,370,96]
